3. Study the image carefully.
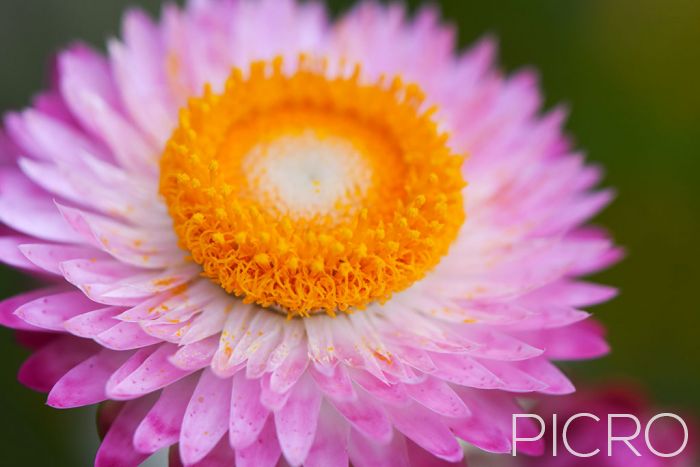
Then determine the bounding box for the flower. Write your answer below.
[0,0,621,465]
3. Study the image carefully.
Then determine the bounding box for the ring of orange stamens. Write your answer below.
[160,56,466,317]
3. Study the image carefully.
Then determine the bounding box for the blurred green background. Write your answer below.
[0,0,698,464]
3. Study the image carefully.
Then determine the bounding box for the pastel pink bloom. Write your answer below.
[517,384,697,467]
[0,1,621,466]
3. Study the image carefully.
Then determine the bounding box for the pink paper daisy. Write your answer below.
[0,1,621,465]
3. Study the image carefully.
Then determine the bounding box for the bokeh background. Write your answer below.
[0,0,698,464]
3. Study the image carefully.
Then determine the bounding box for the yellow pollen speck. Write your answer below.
[159,56,466,317]
[254,253,270,267]
[215,208,227,220]
[339,263,352,276]
[153,277,177,287]
[212,233,226,245]
[277,239,290,253]
[356,243,368,258]
[311,258,325,273]
[287,256,300,270]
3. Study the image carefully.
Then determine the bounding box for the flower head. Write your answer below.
[0,1,620,465]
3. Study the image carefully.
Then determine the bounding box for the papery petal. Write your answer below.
[0,169,76,242]
[107,343,192,399]
[0,288,64,331]
[179,368,231,465]
[304,405,350,467]
[234,417,282,467]
[275,374,322,466]
[15,290,100,331]
[95,396,155,467]
[330,389,393,444]
[405,377,470,418]
[133,374,198,454]
[48,349,131,408]
[348,428,409,467]
[0,236,42,271]
[386,403,463,462]
[229,370,270,449]
[18,336,99,391]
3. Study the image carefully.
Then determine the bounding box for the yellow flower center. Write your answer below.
[160,57,466,317]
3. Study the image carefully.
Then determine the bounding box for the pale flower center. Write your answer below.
[243,130,372,219]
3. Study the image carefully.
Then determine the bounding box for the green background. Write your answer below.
[0,0,698,465]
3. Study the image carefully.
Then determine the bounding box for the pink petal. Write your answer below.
[107,343,192,399]
[269,342,309,394]
[259,373,292,411]
[64,306,121,338]
[386,403,463,462]
[95,396,155,467]
[0,288,63,331]
[5,106,104,165]
[235,417,282,467]
[0,168,77,243]
[14,290,100,331]
[117,285,204,323]
[56,206,180,269]
[96,321,161,350]
[211,304,254,377]
[133,374,198,454]
[0,128,19,163]
[58,258,143,299]
[458,327,543,361]
[516,320,609,361]
[58,44,157,174]
[179,368,231,465]
[18,336,98,392]
[405,439,465,467]
[179,298,230,345]
[348,428,409,467]
[310,364,356,402]
[540,190,614,235]
[522,280,617,308]
[187,436,236,467]
[430,353,504,389]
[405,377,471,418]
[110,9,177,146]
[169,335,218,370]
[506,305,590,331]
[275,374,322,466]
[18,157,85,208]
[330,388,393,444]
[449,388,522,454]
[0,236,41,271]
[305,405,350,467]
[57,43,120,119]
[48,349,131,408]
[477,360,549,393]
[106,346,152,396]
[351,370,410,407]
[229,371,270,449]
[512,357,575,395]
[20,242,106,275]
